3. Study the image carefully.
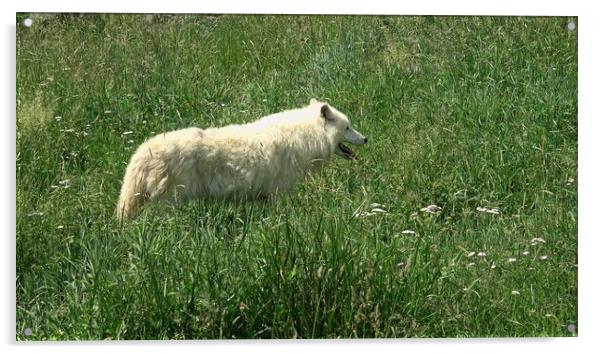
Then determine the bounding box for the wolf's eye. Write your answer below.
[346,126,350,130]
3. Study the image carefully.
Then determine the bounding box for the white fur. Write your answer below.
[116,99,366,220]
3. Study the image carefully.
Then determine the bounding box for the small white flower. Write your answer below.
[401,230,415,235]
[467,251,476,257]
[508,258,517,263]
[530,237,546,245]
[490,263,497,269]
[522,251,530,256]
[476,207,500,215]
[545,313,553,318]
[262,98,267,102]
[477,252,487,257]
[220,103,226,107]
[370,203,384,209]
[54,116,62,121]
[420,204,442,214]
[511,290,520,295]
[122,131,134,136]
[467,262,476,267]
[57,225,64,229]
[371,208,387,213]
[539,255,548,260]
[104,110,112,114]
[127,140,134,144]
[353,211,375,218]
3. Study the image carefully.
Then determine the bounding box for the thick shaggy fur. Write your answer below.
[116,99,365,220]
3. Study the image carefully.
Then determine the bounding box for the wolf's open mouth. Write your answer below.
[337,143,356,160]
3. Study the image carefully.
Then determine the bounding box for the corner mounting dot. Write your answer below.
[566,22,576,31]
[566,323,576,333]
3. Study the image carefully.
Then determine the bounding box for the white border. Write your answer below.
[3,1,599,354]
[4,0,584,15]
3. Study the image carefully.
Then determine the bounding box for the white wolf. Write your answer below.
[116,99,367,220]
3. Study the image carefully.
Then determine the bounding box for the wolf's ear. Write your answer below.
[320,104,335,121]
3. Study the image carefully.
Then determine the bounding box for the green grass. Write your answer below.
[16,14,577,339]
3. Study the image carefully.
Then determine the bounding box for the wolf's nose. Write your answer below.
[364,137,368,144]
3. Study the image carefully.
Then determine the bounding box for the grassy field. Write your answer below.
[16,14,577,339]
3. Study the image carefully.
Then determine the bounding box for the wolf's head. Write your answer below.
[310,98,367,160]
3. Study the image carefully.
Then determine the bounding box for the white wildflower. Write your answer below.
[539,255,548,260]
[401,230,415,235]
[531,237,546,244]
[57,225,64,229]
[477,252,487,257]
[522,251,530,256]
[490,263,497,269]
[467,251,476,257]
[122,131,134,136]
[420,204,442,214]
[104,110,112,114]
[476,207,500,215]
[511,290,520,295]
[467,262,476,267]
[508,258,517,263]
[353,211,375,218]
[371,208,387,213]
